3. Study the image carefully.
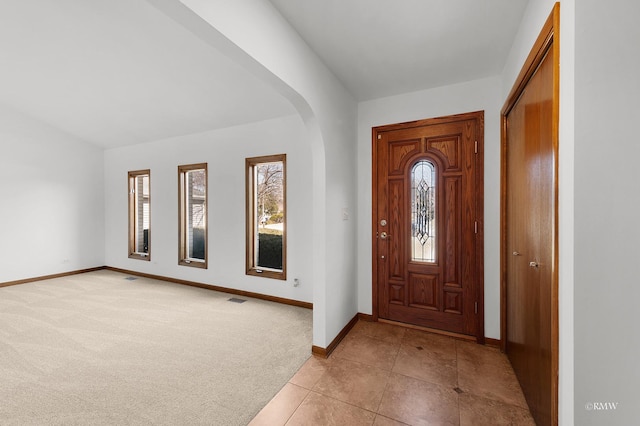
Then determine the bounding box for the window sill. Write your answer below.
[246,268,286,280]
[179,259,207,269]
[129,253,151,261]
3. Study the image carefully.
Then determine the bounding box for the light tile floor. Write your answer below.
[250,320,535,426]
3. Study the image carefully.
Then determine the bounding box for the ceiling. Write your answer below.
[0,0,296,149]
[0,0,528,149]
[270,0,529,101]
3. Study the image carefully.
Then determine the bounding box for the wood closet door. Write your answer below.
[502,5,558,425]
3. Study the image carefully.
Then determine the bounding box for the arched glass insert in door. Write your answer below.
[411,160,436,262]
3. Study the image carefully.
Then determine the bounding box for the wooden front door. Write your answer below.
[501,5,559,426]
[373,112,484,339]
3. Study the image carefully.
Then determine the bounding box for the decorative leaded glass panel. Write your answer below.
[411,160,436,262]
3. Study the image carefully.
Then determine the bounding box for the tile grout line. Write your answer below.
[331,323,407,422]
[322,338,395,420]
[371,328,407,422]
[282,386,312,426]
[289,352,386,422]
[304,390,381,419]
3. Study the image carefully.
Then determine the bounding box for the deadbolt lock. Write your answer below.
[380,219,387,227]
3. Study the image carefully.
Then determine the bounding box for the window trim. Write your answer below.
[128,169,151,261]
[178,163,208,269]
[245,154,286,280]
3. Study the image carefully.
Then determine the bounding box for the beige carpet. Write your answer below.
[0,270,312,425]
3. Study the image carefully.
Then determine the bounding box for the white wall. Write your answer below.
[356,76,502,338]
[0,104,105,282]
[574,1,640,425]
[104,115,313,303]
[501,0,558,99]
[501,1,575,424]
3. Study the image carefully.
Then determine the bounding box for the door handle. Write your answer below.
[513,251,521,256]
[380,232,389,239]
[529,261,539,268]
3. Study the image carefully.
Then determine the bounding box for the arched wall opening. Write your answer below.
[147,0,359,349]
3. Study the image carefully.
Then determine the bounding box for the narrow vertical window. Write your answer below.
[411,160,436,262]
[178,163,207,268]
[128,170,150,260]
[246,154,286,280]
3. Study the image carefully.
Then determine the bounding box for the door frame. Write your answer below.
[500,3,559,424]
[372,111,485,343]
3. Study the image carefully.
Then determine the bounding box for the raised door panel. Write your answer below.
[408,273,439,310]
[388,139,421,175]
[388,179,405,281]
[444,288,463,315]
[428,137,461,171]
[443,176,461,288]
